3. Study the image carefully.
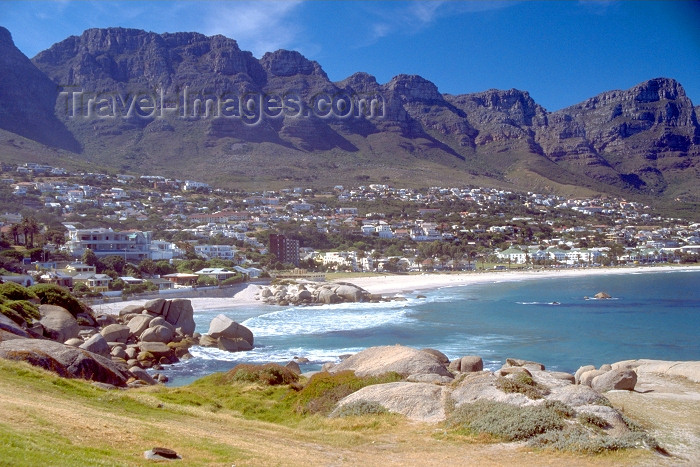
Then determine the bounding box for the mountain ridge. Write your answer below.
[0,26,698,205]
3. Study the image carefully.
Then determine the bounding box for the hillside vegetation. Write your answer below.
[0,359,663,467]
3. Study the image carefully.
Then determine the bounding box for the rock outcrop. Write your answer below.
[611,359,700,384]
[254,281,408,306]
[326,345,453,379]
[199,314,254,353]
[5,297,200,386]
[328,345,641,434]
[591,368,637,392]
[575,362,639,392]
[38,304,80,343]
[0,339,130,386]
[448,355,483,373]
[332,382,448,423]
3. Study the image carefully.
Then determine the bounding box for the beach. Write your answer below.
[91,265,698,315]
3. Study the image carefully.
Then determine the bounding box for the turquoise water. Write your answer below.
[162,269,700,385]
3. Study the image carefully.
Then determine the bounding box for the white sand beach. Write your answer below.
[344,265,700,295]
[92,265,699,315]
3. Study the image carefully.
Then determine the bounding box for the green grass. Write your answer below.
[149,371,304,425]
[0,426,128,467]
[0,358,667,464]
[294,370,404,415]
[227,362,300,386]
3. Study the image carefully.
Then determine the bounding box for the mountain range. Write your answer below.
[1,26,698,208]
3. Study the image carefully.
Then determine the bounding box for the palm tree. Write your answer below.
[21,221,29,247]
[22,217,40,249]
[607,243,625,266]
[10,223,21,245]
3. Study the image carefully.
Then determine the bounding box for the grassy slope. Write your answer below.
[0,359,655,467]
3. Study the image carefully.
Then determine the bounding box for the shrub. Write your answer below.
[196,275,218,286]
[122,281,159,295]
[227,363,299,386]
[446,400,565,441]
[0,304,25,325]
[28,283,89,318]
[295,370,403,415]
[578,412,609,429]
[620,413,644,432]
[331,400,388,418]
[221,275,244,286]
[495,373,550,400]
[530,425,665,454]
[0,282,38,301]
[541,400,575,418]
[3,300,40,323]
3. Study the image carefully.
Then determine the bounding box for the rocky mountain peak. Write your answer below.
[0,26,13,46]
[260,49,327,79]
[0,25,78,150]
[632,77,685,102]
[385,74,443,102]
[32,27,266,90]
[1,25,697,203]
[336,72,380,93]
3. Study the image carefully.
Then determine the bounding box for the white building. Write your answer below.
[376,223,394,238]
[150,240,184,261]
[65,227,152,261]
[194,244,236,261]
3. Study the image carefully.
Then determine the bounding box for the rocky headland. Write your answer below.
[0,293,254,387]
[254,281,408,306]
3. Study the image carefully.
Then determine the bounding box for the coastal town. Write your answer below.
[2,4,700,464]
[1,161,698,294]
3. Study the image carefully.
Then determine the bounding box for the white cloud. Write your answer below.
[202,1,305,57]
[362,0,513,46]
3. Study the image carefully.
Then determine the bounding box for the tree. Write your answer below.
[138,259,157,277]
[10,224,21,245]
[607,243,625,265]
[385,244,402,257]
[154,260,176,276]
[28,248,47,262]
[82,248,99,267]
[109,278,125,291]
[100,255,126,275]
[72,283,91,296]
[175,259,206,274]
[45,229,67,247]
[21,217,40,249]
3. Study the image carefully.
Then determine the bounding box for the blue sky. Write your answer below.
[2,0,699,111]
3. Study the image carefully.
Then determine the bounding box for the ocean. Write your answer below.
[160,269,700,386]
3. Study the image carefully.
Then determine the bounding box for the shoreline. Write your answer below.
[92,265,699,315]
[343,265,700,295]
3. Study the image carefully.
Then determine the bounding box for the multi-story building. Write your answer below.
[64,227,152,261]
[269,233,300,267]
[150,240,184,261]
[194,244,236,261]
